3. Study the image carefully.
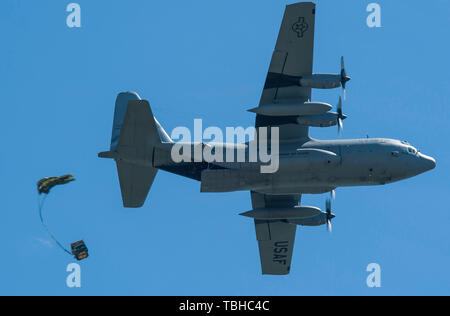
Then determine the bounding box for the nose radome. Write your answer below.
[420,153,436,172]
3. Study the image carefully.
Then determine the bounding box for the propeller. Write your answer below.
[325,199,335,232]
[340,56,351,100]
[336,97,346,136]
[330,189,336,200]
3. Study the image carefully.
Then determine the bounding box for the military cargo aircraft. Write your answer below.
[99,2,435,275]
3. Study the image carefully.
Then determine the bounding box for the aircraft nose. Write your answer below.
[419,153,436,172]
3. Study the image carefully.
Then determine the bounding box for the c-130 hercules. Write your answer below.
[99,2,435,275]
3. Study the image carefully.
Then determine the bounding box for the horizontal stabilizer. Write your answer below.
[98,151,118,159]
[116,161,157,208]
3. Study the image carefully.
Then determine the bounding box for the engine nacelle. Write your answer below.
[299,74,342,89]
[288,212,328,226]
[296,112,346,127]
[248,101,332,116]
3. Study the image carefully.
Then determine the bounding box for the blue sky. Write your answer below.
[0,0,449,295]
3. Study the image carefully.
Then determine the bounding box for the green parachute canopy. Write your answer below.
[37,174,75,194]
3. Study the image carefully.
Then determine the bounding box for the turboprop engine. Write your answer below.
[265,57,350,99]
[296,97,347,135]
[300,57,351,98]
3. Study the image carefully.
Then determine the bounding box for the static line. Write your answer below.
[37,194,72,255]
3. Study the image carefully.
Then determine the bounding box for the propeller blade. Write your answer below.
[340,56,350,100]
[331,189,336,200]
[325,199,333,232]
[327,219,332,232]
[336,96,344,136]
[337,96,342,115]
[338,117,343,136]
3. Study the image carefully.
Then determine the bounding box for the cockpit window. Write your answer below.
[407,147,417,154]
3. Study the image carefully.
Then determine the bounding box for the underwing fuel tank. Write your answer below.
[240,206,322,220]
[248,101,332,116]
[240,207,334,227]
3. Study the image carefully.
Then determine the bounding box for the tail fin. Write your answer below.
[99,92,171,208]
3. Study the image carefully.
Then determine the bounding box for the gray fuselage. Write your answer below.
[153,137,436,195]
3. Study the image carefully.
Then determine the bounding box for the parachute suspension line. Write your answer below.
[37,194,72,256]
[38,194,47,223]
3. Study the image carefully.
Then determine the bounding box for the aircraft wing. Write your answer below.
[251,191,300,275]
[255,2,316,140]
